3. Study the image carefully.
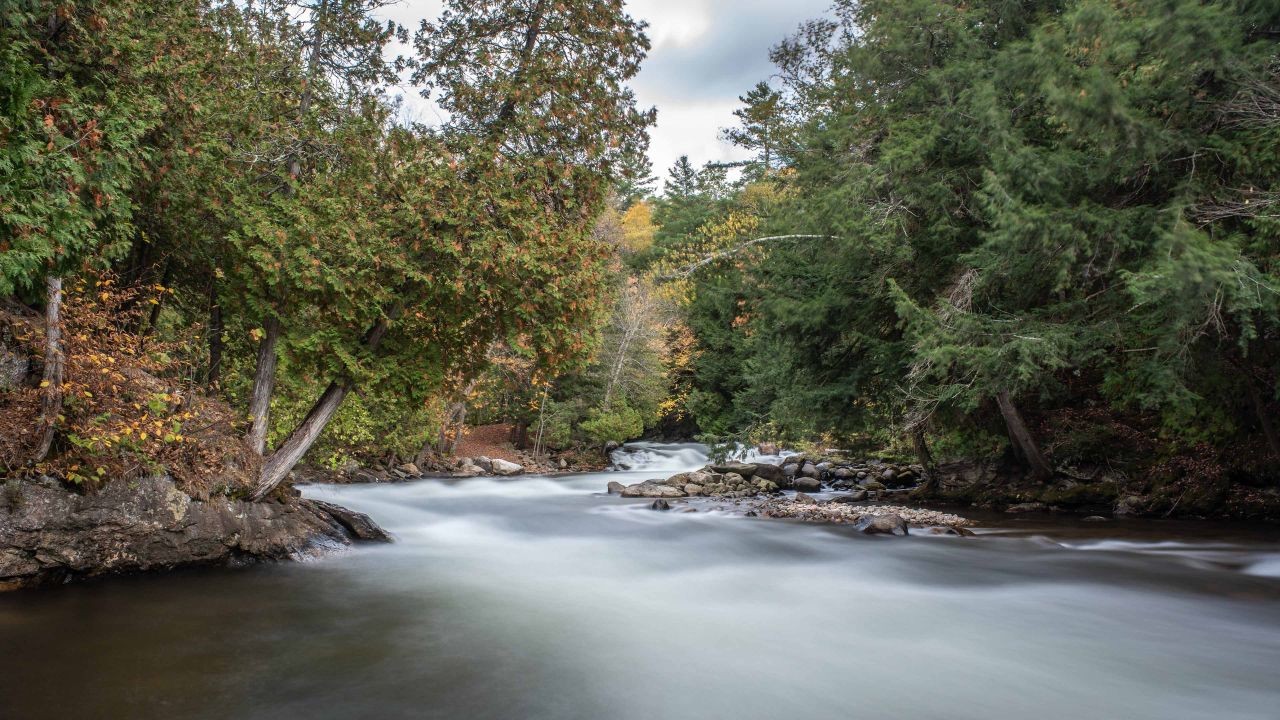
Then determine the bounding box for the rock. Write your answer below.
[452,464,481,478]
[926,525,975,536]
[1114,496,1146,518]
[711,462,757,477]
[852,513,909,536]
[0,476,390,592]
[621,482,684,498]
[607,481,626,495]
[684,483,705,496]
[782,464,799,478]
[1083,515,1109,522]
[795,492,818,505]
[489,458,524,476]
[757,443,779,456]
[856,471,868,480]
[722,472,747,487]
[558,458,569,470]
[744,510,758,517]
[815,462,833,472]
[1006,502,1047,513]
[831,490,867,504]
[471,456,494,473]
[881,468,897,483]
[751,464,785,482]
[781,454,804,467]
[665,470,712,488]
[833,468,856,480]
[0,342,28,390]
[650,499,671,511]
[799,462,819,478]
[861,480,886,492]
[793,477,822,493]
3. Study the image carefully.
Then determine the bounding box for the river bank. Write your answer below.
[0,475,389,592]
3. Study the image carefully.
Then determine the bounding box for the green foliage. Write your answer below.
[579,404,644,446]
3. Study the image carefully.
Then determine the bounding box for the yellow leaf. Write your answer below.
[39,380,50,388]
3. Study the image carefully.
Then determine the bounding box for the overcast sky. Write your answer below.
[384,1,834,184]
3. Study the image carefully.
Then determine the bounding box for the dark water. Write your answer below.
[2,443,1279,720]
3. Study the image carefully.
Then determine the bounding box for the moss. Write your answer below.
[1039,482,1119,508]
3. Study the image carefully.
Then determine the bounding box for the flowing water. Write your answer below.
[2,443,1279,719]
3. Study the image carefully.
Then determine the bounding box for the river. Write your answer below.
[2,443,1279,719]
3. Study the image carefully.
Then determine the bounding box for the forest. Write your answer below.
[3,0,1280,509]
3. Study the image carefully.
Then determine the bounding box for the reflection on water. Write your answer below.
[1,447,1278,720]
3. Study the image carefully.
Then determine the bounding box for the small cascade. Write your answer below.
[609,442,710,473]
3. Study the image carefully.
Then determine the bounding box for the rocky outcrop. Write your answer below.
[0,475,390,592]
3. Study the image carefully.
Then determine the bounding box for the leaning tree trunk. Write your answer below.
[246,316,281,455]
[33,276,64,463]
[250,312,397,500]
[995,390,1052,481]
[252,379,352,499]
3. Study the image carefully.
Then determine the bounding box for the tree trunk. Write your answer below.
[250,311,397,500]
[1246,377,1280,459]
[246,316,281,455]
[32,276,64,463]
[911,425,937,493]
[448,402,468,455]
[995,390,1052,481]
[252,380,351,499]
[206,283,223,389]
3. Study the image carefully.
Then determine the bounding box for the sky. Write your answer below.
[383,0,834,186]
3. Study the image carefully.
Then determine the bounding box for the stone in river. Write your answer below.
[650,499,671,511]
[795,492,818,505]
[607,481,626,495]
[490,458,524,476]
[852,514,909,536]
[621,482,684,498]
[793,477,822,493]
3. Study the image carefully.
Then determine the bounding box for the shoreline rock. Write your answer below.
[0,475,391,592]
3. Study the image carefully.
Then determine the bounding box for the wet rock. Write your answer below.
[650,499,671,511]
[0,476,390,592]
[831,490,867,504]
[607,481,626,495]
[684,483,705,496]
[751,464,785,482]
[799,462,819,478]
[782,454,804,467]
[1083,515,1109,522]
[744,510,758,517]
[833,468,856,480]
[471,456,494,473]
[926,525,975,537]
[793,477,822,493]
[757,443,779,456]
[1114,495,1147,518]
[490,459,524,476]
[795,492,818,505]
[782,464,798,478]
[621,482,684,499]
[1006,502,1047,513]
[860,480,886,492]
[852,513,909,536]
[711,462,757,477]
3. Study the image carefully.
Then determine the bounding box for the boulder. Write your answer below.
[815,462,833,472]
[489,458,524,476]
[793,477,822,493]
[852,513,909,536]
[650,499,671,511]
[795,492,818,505]
[799,462,819,478]
[396,463,421,477]
[757,443,779,456]
[711,462,757,477]
[860,480,886,492]
[831,490,868,504]
[0,476,390,592]
[782,464,799,478]
[751,464,785,482]
[781,454,804,467]
[621,482,684,498]
[665,470,712,488]
[832,468,856,480]
[1006,502,1047,513]
[683,483,705,496]
[607,481,626,495]
[471,456,494,473]
[1114,495,1146,518]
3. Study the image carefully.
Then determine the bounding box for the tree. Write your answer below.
[721,81,786,180]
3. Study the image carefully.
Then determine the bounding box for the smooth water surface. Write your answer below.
[2,444,1278,719]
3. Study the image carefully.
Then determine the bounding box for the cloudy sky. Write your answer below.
[384,1,834,183]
